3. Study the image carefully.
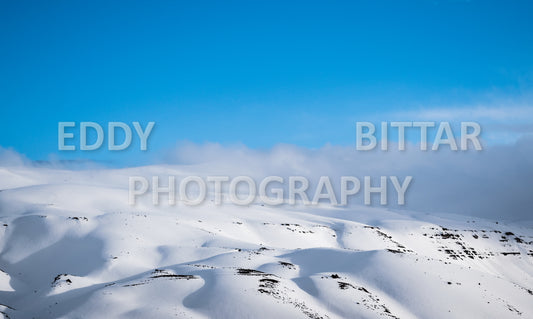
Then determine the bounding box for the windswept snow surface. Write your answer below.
[0,165,532,318]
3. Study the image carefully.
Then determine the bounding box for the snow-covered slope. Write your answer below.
[0,166,532,319]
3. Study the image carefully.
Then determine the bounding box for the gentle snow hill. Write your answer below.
[0,165,532,319]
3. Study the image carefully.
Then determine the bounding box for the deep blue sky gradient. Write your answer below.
[1,0,532,164]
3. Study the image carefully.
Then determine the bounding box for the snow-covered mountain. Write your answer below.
[0,165,532,318]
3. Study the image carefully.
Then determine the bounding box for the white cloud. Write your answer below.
[2,134,533,221]
[368,105,533,146]
[391,105,533,122]
[159,138,533,221]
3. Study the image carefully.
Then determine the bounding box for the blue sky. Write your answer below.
[1,0,532,165]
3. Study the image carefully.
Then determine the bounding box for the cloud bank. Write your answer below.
[161,138,533,221]
[1,134,533,221]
